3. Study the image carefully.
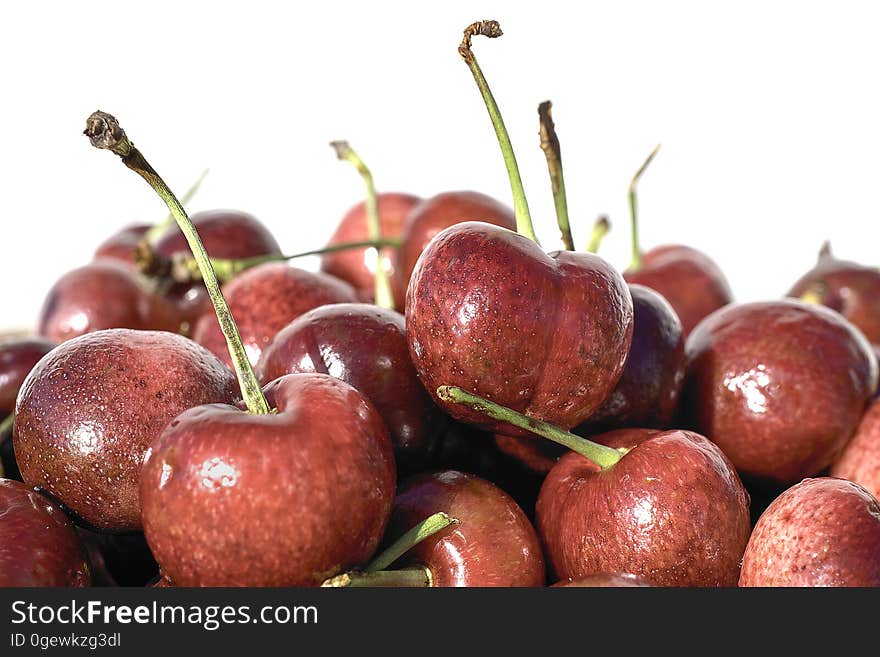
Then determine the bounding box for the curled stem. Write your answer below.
[538,101,573,250]
[84,111,270,415]
[628,144,661,272]
[585,215,611,254]
[436,386,625,470]
[459,20,538,244]
[144,168,210,245]
[330,141,395,310]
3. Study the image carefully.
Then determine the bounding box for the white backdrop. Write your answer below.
[2,1,879,329]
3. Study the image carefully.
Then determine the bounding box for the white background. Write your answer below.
[2,1,879,330]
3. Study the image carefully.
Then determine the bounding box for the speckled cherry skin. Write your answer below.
[192,262,359,368]
[552,573,654,587]
[140,373,396,587]
[682,299,878,485]
[0,337,57,416]
[255,303,445,474]
[394,191,516,309]
[37,260,183,343]
[321,193,421,306]
[787,251,880,344]
[0,478,90,587]
[94,223,151,265]
[739,477,880,587]
[406,221,633,436]
[387,470,545,587]
[624,245,733,337]
[13,329,238,532]
[536,428,751,587]
[830,398,880,501]
[575,284,685,436]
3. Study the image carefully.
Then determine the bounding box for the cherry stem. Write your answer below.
[144,238,402,286]
[538,101,573,250]
[585,215,611,254]
[628,144,661,272]
[84,111,271,416]
[321,567,432,588]
[818,240,833,261]
[143,168,210,245]
[459,20,538,244]
[436,386,625,470]
[329,141,395,310]
[366,512,458,572]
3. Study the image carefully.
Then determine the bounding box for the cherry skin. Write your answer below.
[192,263,358,369]
[787,247,880,344]
[14,329,238,532]
[255,302,445,474]
[321,192,421,304]
[682,299,878,485]
[394,191,516,308]
[830,398,880,501]
[739,477,880,587]
[0,478,91,586]
[0,337,57,416]
[93,223,151,265]
[140,373,396,587]
[406,221,633,436]
[552,573,654,587]
[385,470,546,586]
[536,428,751,587]
[624,244,733,337]
[37,260,184,343]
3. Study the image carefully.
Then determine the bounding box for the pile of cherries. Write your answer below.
[2,21,879,588]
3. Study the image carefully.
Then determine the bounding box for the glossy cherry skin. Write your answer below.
[0,478,90,586]
[787,251,880,344]
[624,244,733,337]
[37,260,183,343]
[536,428,751,587]
[0,337,56,416]
[14,329,238,532]
[552,573,654,587]
[255,303,445,474]
[321,193,421,306]
[575,284,685,436]
[192,263,358,368]
[682,299,878,485]
[406,221,633,436]
[386,470,546,587]
[739,477,880,587]
[93,223,151,265]
[394,191,516,309]
[830,398,880,501]
[140,373,396,587]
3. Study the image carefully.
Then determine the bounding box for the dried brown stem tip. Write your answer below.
[84,111,131,157]
[818,240,833,261]
[538,101,560,158]
[459,20,503,60]
[330,140,351,159]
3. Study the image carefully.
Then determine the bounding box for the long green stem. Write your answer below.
[329,141,395,310]
[538,101,573,250]
[436,386,626,470]
[459,21,538,244]
[144,168,210,244]
[585,215,611,254]
[84,111,270,415]
[628,144,661,272]
[366,512,458,572]
[322,567,432,588]
[157,238,402,285]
